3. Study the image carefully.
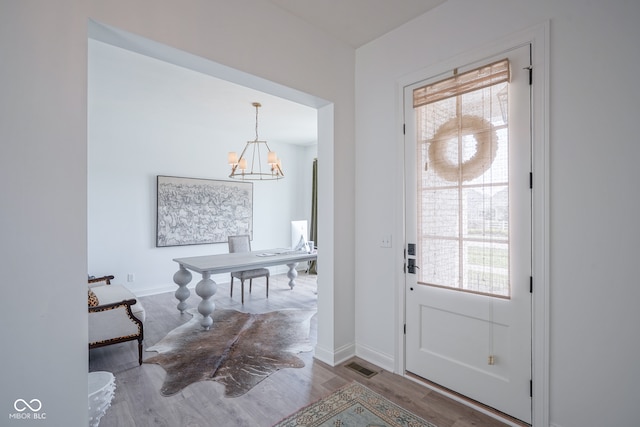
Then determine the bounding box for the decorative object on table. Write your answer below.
[228,235,270,304]
[156,175,253,247]
[145,308,315,397]
[290,220,309,251]
[88,371,116,427]
[273,381,437,427]
[228,102,284,180]
[88,275,145,365]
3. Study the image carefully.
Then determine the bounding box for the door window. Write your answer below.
[413,59,511,297]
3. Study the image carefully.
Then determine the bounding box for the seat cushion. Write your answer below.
[91,285,145,322]
[232,268,270,280]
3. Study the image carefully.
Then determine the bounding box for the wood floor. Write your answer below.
[90,272,509,427]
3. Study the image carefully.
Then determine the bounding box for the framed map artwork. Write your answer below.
[156,175,253,247]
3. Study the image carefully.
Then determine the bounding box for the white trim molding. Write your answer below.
[356,342,395,373]
[314,342,356,367]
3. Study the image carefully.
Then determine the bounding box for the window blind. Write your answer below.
[413,59,510,108]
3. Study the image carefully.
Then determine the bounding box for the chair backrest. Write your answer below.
[228,235,251,253]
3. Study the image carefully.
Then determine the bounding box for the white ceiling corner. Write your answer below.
[266,0,447,48]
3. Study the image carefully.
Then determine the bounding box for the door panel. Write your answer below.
[405,45,532,423]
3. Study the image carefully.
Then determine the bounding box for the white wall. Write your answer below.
[88,39,316,295]
[1,1,355,424]
[354,1,640,426]
[0,2,89,425]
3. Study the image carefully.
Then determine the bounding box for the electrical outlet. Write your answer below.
[127,273,135,282]
[381,235,392,248]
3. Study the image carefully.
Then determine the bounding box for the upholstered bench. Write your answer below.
[88,276,145,365]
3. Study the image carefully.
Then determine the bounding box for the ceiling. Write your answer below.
[90,2,447,148]
[267,0,447,48]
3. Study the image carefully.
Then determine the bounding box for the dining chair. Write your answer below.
[228,235,270,304]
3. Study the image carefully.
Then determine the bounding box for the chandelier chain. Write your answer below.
[255,103,260,141]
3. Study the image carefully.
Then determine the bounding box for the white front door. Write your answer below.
[404,45,532,423]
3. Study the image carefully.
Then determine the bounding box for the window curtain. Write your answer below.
[308,158,318,274]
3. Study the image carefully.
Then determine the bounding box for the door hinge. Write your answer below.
[404,324,406,334]
[530,380,533,397]
[529,172,533,189]
[403,123,406,135]
[525,65,533,85]
[530,276,533,293]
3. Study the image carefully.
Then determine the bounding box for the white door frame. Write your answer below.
[393,22,549,427]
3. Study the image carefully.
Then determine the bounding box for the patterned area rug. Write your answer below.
[273,382,437,427]
[145,308,315,397]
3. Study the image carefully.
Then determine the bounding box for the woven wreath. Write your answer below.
[428,115,498,182]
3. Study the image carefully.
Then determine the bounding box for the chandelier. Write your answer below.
[228,102,284,180]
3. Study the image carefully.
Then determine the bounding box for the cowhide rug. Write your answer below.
[145,308,315,397]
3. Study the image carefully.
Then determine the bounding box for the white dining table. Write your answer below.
[172,249,317,329]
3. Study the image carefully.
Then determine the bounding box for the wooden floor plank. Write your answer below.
[90,272,508,427]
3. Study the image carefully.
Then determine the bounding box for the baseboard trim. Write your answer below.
[355,343,394,373]
[313,342,356,367]
[334,342,356,365]
[136,285,180,297]
[313,345,335,366]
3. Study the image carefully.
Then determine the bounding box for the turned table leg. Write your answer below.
[195,272,217,330]
[173,264,192,314]
[286,262,299,289]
